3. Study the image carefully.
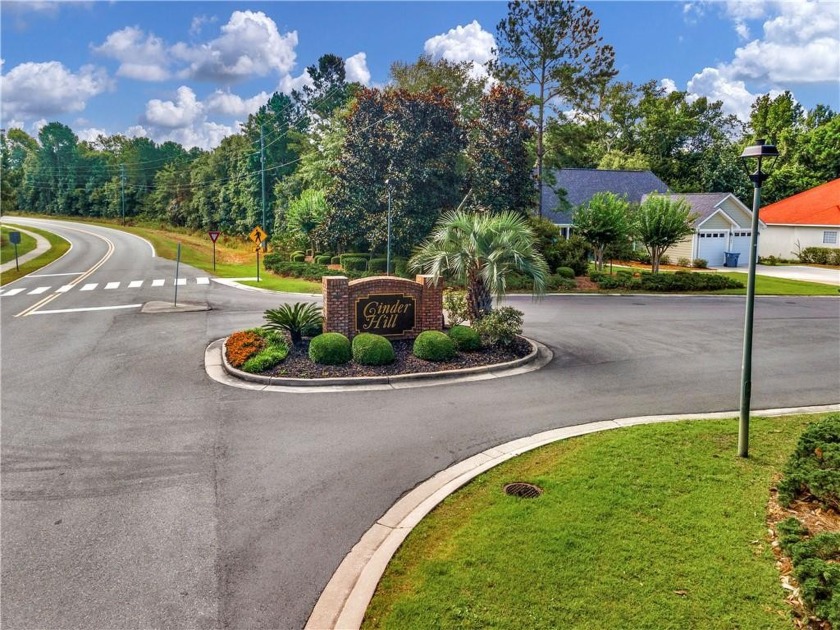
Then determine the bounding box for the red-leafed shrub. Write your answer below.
[226,331,266,368]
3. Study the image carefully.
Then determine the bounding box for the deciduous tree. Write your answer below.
[572,191,632,270]
[635,193,696,273]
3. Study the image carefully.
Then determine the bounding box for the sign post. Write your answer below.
[174,243,181,307]
[9,231,21,271]
[208,230,220,272]
[249,226,267,282]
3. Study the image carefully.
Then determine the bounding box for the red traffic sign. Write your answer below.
[208,231,221,243]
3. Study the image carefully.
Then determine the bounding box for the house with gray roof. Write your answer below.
[541,168,670,236]
[640,192,765,268]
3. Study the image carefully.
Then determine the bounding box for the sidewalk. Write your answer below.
[0,225,50,274]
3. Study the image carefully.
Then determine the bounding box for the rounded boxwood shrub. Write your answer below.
[555,266,575,279]
[330,255,341,265]
[291,253,306,262]
[342,256,368,272]
[308,332,351,365]
[367,257,388,273]
[448,325,481,351]
[314,255,332,265]
[413,330,456,361]
[352,333,395,365]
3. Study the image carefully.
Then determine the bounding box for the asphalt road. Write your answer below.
[2,218,839,629]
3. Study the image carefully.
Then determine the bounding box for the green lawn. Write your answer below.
[0,224,71,286]
[365,413,827,630]
[1,225,37,263]
[715,272,838,296]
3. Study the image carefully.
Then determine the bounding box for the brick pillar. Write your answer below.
[322,276,350,337]
[416,274,444,332]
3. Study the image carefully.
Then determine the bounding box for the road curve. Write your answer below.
[2,219,838,629]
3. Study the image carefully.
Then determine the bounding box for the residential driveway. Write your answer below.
[754,264,840,286]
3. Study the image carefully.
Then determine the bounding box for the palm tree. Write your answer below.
[410,210,549,321]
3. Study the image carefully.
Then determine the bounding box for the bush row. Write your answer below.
[226,328,288,373]
[264,255,413,280]
[797,247,840,266]
[589,270,743,292]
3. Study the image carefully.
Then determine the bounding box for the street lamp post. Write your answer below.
[738,138,779,458]
[385,178,392,276]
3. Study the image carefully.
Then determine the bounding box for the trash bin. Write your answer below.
[724,252,740,267]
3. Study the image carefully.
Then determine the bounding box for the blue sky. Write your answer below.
[2,1,838,149]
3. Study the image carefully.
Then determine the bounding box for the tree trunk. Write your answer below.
[467,270,492,322]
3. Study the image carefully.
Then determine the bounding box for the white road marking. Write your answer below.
[80,283,98,291]
[105,282,120,290]
[0,288,26,296]
[27,272,84,277]
[175,278,187,286]
[197,277,210,285]
[32,304,143,315]
[56,285,73,293]
[27,287,51,295]
[152,279,165,287]
[128,280,143,288]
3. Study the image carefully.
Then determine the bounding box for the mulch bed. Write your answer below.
[262,336,533,379]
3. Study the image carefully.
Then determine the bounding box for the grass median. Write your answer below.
[364,413,829,630]
[0,224,70,286]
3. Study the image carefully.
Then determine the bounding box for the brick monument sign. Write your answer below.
[322,275,443,339]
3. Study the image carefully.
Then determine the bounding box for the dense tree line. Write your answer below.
[1,1,838,257]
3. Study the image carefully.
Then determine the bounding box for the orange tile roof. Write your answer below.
[759,178,840,226]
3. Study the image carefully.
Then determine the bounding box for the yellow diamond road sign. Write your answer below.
[249,226,267,244]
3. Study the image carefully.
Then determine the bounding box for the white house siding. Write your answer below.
[667,237,695,263]
[759,225,840,258]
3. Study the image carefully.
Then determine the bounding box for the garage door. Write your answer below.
[697,231,728,266]
[729,231,753,267]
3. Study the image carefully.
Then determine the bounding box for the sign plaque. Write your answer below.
[355,293,416,337]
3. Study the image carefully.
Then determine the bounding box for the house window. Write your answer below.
[824,231,838,244]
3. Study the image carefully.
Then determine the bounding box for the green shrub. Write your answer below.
[330,255,341,265]
[314,255,332,265]
[352,333,395,365]
[677,257,691,267]
[443,289,469,326]
[555,266,575,279]
[342,256,368,272]
[797,247,838,265]
[548,275,577,291]
[692,258,708,269]
[367,257,388,273]
[778,414,840,510]
[263,302,323,345]
[637,273,743,292]
[393,257,409,277]
[448,325,481,351]
[291,253,306,262]
[413,330,456,361]
[659,254,671,266]
[339,252,371,264]
[473,307,523,347]
[777,517,840,627]
[308,332,351,365]
[241,346,289,373]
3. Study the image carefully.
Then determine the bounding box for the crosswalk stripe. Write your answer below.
[175,278,187,286]
[152,279,165,287]
[2,277,212,298]
[1,288,26,297]
[128,280,143,288]
[80,283,98,291]
[197,277,210,285]
[56,285,73,293]
[28,287,51,295]
[105,282,120,290]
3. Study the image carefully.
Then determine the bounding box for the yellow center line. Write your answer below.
[15,227,117,318]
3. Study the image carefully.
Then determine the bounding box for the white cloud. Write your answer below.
[344,52,371,86]
[77,127,109,143]
[205,89,270,116]
[685,0,838,121]
[155,121,237,151]
[278,71,313,95]
[143,86,203,128]
[93,26,170,81]
[660,78,678,94]
[189,15,217,37]
[0,61,110,120]
[424,20,495,80]
[126,125,149,139]
[173,10,298,83]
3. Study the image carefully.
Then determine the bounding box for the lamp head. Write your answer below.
[740,138,779,160]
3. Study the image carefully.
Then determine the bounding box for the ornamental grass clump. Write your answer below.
[448,325,481,351]
[263,302,323,346]
[352,333,395,366]
[413,330,456,362]
[309,332,352,365]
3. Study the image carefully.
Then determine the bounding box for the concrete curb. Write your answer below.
[306,403,840,630]
[0,224,51,273]
[205,336,551,393]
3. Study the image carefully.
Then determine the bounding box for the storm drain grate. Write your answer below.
[504,482,543,499]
